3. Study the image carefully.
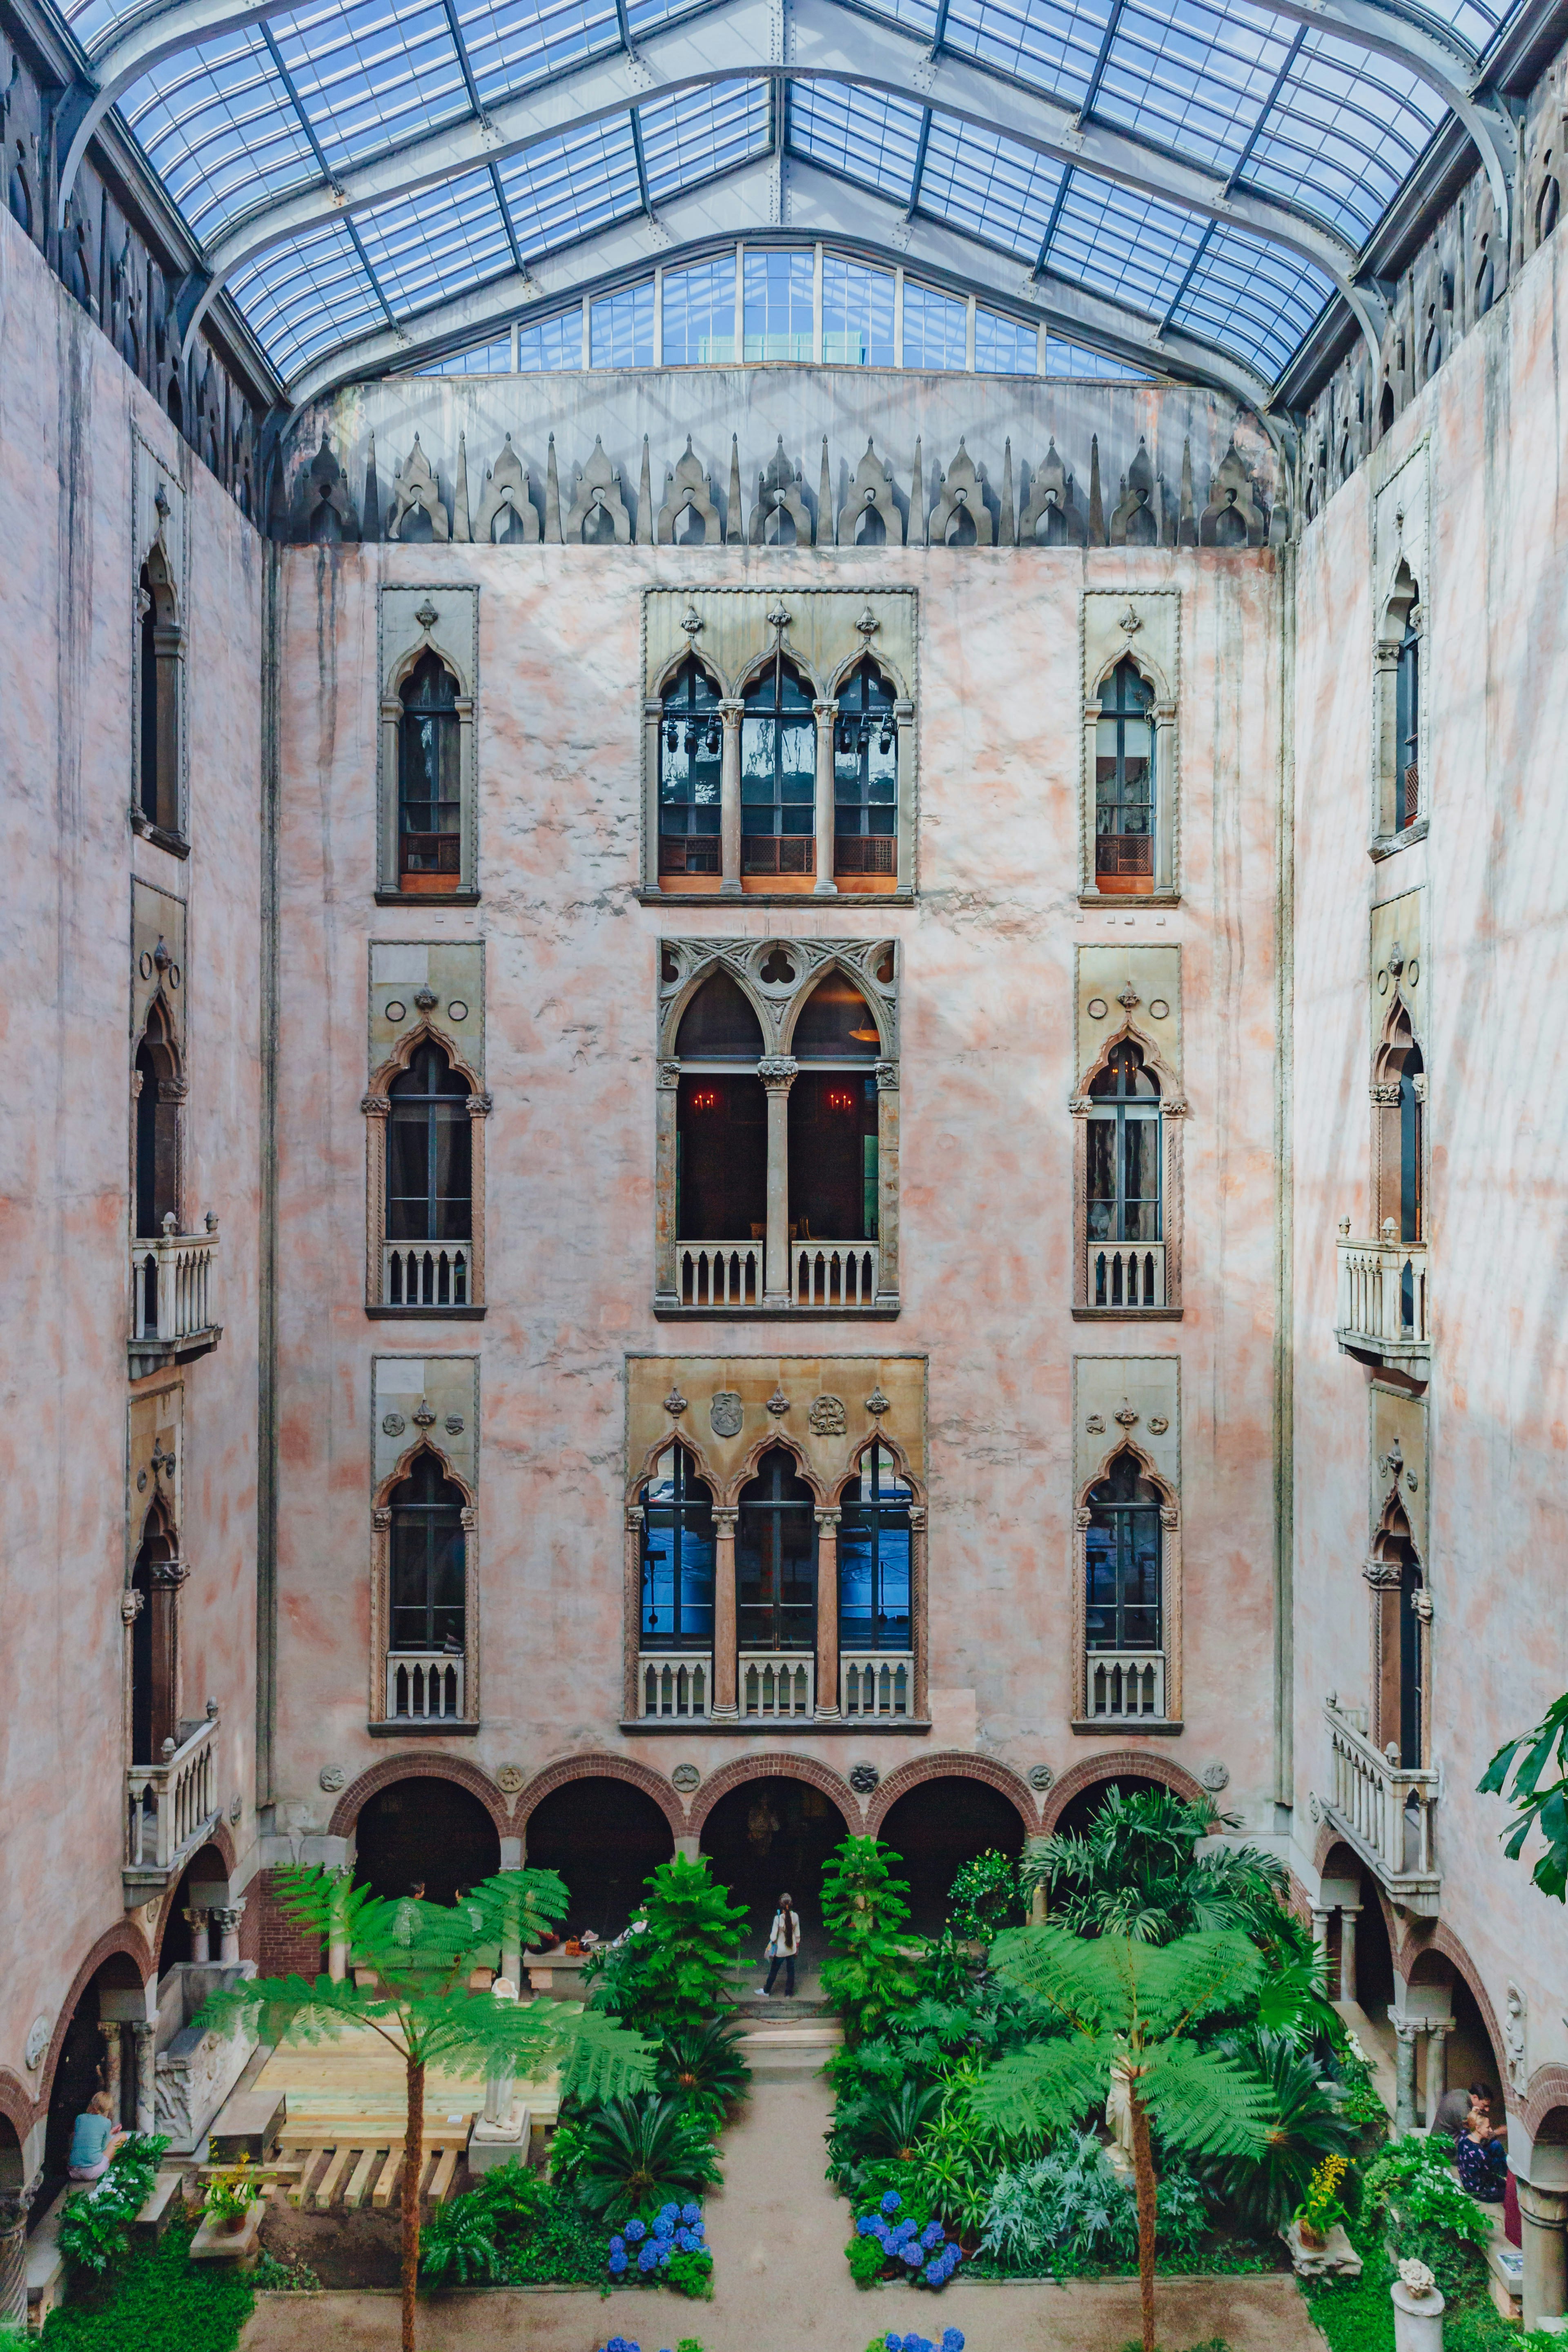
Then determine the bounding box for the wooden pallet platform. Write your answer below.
[278,2125,473,2214]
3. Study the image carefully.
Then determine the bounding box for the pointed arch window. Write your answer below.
[659,657,723,876]
[837,1441,911,1652]
[1085,1450,1162,1655]
[399,652,461,888]
[129,1503,182,1764]
[833,663,898,878]
[1394,595,1420,830]
[1094,659,1155,890]
[639,1446,716,1650]
[742,653,815,875]
[737,1447,817,1650]
[389,1452,466,1655]
[379,1040,475,1311]
[137,553,183,840]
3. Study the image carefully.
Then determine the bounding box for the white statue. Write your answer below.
[483,1976,519,2129]
[1504,1981,1528,2098]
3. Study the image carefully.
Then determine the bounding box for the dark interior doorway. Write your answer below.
[700,1775,848,1970]
[878,1777,1026,1936]
[42,1953,144,2194]
[354,1776,500,1908]
[1049,1773,1163,1843]
[524,1779,674,1942]
[158,1841,230,1969]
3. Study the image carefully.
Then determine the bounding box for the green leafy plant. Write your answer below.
[203,2158,256,2225]
[1480,1692,1568,1901]
[947,1852,1026,1945]
[194,1868,653,2352]
[1296,2153,1351,2238]
[468,2166,607,2285]
[975,1927,1288,2352]
[586,1856,750,2029]
[418,2196,500,2285]
[1361,2134,1492,2292]
[980,2132,1211,2276]
[1023,1788,1290,1949]
[554,2095,722,2226]
[1205,2029,1358,2231]
[252,2247,321,2292]
[56,2135,170,2277]
[821,1838,927,2043]
[664,2246,716,2299]
[40,2208,253,2352]
[654,2017,752,2125]
[843,2079,944,2163]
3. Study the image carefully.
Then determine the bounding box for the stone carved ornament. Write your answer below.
[710,1392,744,1439]
[1504,1982,1528,2096]
[809,1394,847,1436]
[671,1763,702,1793]
[849,1762,880,1794]
[659,937,897,1061]
[496,1764,526,1794]
[24,2014,51,2071]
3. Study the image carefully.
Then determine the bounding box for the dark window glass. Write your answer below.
[833,663,898,877]
[1085,1449,1162,1652]
[737,1446,817,1650]
[388,1041,471,1242]
[674,969,765,1060]
[659,657,724,875]
[1395,595,1419,830]
[788,1072,878,1241]
[791,971,881,1060]
[1398,1556,1424,1769]
[390,1451,466,1653]
[398,652,461,879]
[1087,1040,1161,1244]
[676,1071,767,1241]
[640,1447,716,1648]
[138,565,160,824]
[837,1440,911,1652]
[741,653,815,874]
[1399,1043,1423,1246]
[1094,658,1155,881]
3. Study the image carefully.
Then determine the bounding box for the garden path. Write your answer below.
[238,2076,1327,2352]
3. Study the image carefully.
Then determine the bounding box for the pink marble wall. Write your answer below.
[1291,229,1568,2097]
[271,530,1285,1849]
[0,211,262,2122]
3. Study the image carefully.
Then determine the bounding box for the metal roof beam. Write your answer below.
[281,151,1273,410]
[175,0,1382,365]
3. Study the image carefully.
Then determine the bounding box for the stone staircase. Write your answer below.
[734,1996,842,2079]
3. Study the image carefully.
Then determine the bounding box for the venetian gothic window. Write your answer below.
[1087,1042,1161,1306]
[742,652,815,877]
[639,1447,717,1652]
[833,662,898,880]
[1368,1495,1426,1768]
[737,1447,817,1653]
[658,657,723,877]
[384,1042,473,1307]
[788,972,881,1255]
[1374,563,1423,842]
[398,652,462,890]
[1094,658,1155,892]
[674,971,766,1259]
[129,1501,181,1764]
[137,548,183,839]
[1394,596,1420,831]
[388,1452,466,1657]
[837,1440,911,1653]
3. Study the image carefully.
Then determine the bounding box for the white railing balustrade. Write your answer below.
[1086,1651,1166,1720]
[1088,1241,1165,1310]
[639,1653,709,1719]
[386,1653,465,1722]
[124,1705,220,1878]
[677,1242,762,1308]
[130,1216,220,1347]
[1323,1695,1441,1908]
[791,1242,878,1308]
[740,1653,814,1718]
[841,1653,912,1718]
[1335,1225,1430,1362]
[383,1241,471,1309]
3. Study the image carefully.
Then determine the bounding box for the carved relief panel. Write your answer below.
[131,429,188,845]
[1072,946,1185,1317]
[1080,590,1180,900]
[376,585,479,898]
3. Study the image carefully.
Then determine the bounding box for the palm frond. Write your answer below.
[971,2036,1113,2136]
[408,1993,655,2098]
[987,1927,1125,2029]
[194,1973,401,2048]
[1125,1930,1267,2035]
[1138,2040,1276,2157]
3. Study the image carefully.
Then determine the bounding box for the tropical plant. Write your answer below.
[974,1927,1287,2352]
[842,2079,944,2163]
[1023,1787,1290,1949]
[461,2164,606,2285]
[1204,2029,1359,2232]
[1360,2134,1492,2292]
[654,2017,751,2125]
[980,2132,1211,2276]
[56,2135,169,2277]
[1296,2153,1351,2239]
[556,2096,722,2226]
[418,2196,500,2285]
[1480,1692,1568,1901]
[203,2159,256,2225]
[821,1838,927,2042]
[194,1867,653,2352]
[947,1852,1026,1946]
[587,1856,750,2029]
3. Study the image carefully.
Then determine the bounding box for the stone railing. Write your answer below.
[385,1652,465,1722]
[1087,1241,1165,1310]
[739,1653,814,1718]
[1323,1694,1441,1914]
[676,1241,762,1309]
[129,1215,220,1370]
[1335,1221,1430,1370]
[840,1653,913,1718]
[638,1652,710,1719]
[124,1704,221,1895]
[382,1240,472,1309]
[1085,1650,1166,1721]
[791,1242,878,1308]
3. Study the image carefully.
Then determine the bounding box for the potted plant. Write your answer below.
[1293,2152,1350,2249]
[204,2157,257,2234]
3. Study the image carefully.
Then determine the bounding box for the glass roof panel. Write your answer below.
[1045,334,1150,377]
[120,31,320,245]
[1094,0,1292,176]
[418,334,514,372]
[229,218,386,373]
[917,113,1066,258]
[494,115,641,254]
[1169,220,1333,375]
[456,0,619,108]
[638,79,771,201]
[975,308,1038,372]
[1419,0,1500,47]
[786,79,924,203]
[267,0,469,176]
[352,167,513,312]
[1047,172,1207,318]
[1240,29,1446,245]
[936,0,1112,107]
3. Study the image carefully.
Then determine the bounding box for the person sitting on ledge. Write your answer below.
[68,2091,126,2183]
[1455,2089,1508,2202]
[1433,2078,1495,2142]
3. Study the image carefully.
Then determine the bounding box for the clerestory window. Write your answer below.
[833,662,898,880]
[1094,659,1155,892]
[659,657,723,876]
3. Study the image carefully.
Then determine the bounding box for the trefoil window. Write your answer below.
[398,652,461,890]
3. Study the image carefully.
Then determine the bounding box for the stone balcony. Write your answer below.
[1335,1220,1430,1375]
[672,1239,883,1311]
[129,1214,222,1376]
[633,1648,920,1727]
[1322,1693,1441,1916]
[123,1703,223,1905]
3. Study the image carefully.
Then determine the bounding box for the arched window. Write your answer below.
[1094,659,1154,891]
[789,971,881,1263]
[398,652,461,889]
[837,1440,911,1653]
[1369,1496,1426,1768]
[639,1447,716,1650]
[1398,1554,1425,1768]
[674,972,766,1273]
[741,652,814,876]
[386,1042,472,1307]
[129,1502,181,1763]
[1394,590,1420,829]
[1399,1039,1423,1245]
[658,657,722,877]
[737,1447,817,1652]
[389,1452,466,1656]
[138,552,181,837]
[1086,1040,1161,1307]
[134,1009,182,1240]
[833,663,898,879]
[1085,1450,1162,1656]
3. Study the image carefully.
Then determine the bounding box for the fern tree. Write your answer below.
[820,1835,925,2042]
[973,1927,1286,2352]
[588,1852,749,2027]
[196,1867,653,2352]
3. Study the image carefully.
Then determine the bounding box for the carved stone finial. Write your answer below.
[1118,604,1142,633]
[865,1386,890,1415]
[765,1387,790,1417]
[412,1399,437,1428]
[680,605,704,638]
[416,599,439,629]
[1118,983,1140,1009]
[663,1387,688,1418]
[855,605,880,636]
[1114,1402,1139,1428]
[766,603,792,636]
[414,985,438,1012]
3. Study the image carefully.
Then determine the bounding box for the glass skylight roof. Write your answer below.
[77,0,1524,396]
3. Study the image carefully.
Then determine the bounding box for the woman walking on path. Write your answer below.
[760,1893,802,1997]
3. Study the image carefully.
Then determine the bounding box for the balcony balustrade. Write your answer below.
[1088,1241,1166,1310]
[383,1240,471,1310]
[676,1242,763,1309]
[1086,1650,1166,1721]
[385,1651,465,1723]
[1335,1221,1430,1372]
[123,1703,221,1901]
[638,1652,709,1719]
[129,1214,221,1373]
[739,1653,814,1719]
[1322,1694,1441,1914]
[792,1242,878,1309]
[840,1653,912,1718]
[672,1239,882,1309]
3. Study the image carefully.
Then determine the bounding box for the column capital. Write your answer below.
[713,1506,739,1532]
[875,1059,899,1092]
[1393,2018,1420,2046]
[757,1056,798,1092]
[361,1093,392,1118]
[718,697,745,722]
[656,1060,682,1091]
[1517,2182,1568,2226]
[815,1509,842,1530]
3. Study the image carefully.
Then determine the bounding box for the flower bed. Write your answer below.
[608,2203,714,2297]
[849,2190,963,2289]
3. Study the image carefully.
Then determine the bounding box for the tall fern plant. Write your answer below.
[820,1836,926,2042]
[197,1867,653,2352]
[974,1927,1286,2352]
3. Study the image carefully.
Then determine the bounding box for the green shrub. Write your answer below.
[555,2095,722,2227]
[56,2135,170,2278]
[654,2017,752,2126]
[1205,2029,1359,2231]
[42,2212,252,2352]
[664,2246,715,2299]
[846,2232,886,2287]
[252,2247,321,2292]
[418,2195,500,2285]
[947,1851,1026,1944]
[586,1856,748,2030]
[820,1838,926,2043]
[979,2134,1211,2278]
[1361,2135,1492,2293]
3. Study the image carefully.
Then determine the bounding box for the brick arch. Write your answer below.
[0,2069,33,2144]
[1521,2067,1568,2141]
[1396,1919,1511,2106]
[688,1753,862,1838]
[1040,1749,1205,1834]
[329,1753,509,1840]
[149,1822,239,1959]
[866,1752,1037,1837]
[517,1753,685,1839]
[35,1922,154,2118]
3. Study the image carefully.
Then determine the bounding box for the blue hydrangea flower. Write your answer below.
[884,2335,902,2351]
[881,2191,903,2215]
[921,2221,944,2250]
[637,2242,662,2274]
[607,2252,628,2277]
[942,2331,965,2352]
[624,2218,647,2244]
[856,2215,878,2237]
[652,2214,675,2241]
[680,2200,701,2224]
[659,2202,679,2224]
[902,2243,922,2267]
[609,2237,626,2257]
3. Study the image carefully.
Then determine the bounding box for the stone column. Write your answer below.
[711,1507,739,1719]
[1024,1835,1050,1927]
[814,1510,840,1718]
[131,2020,157,2135]
[213,1903,245,1965]
[1392,2020,1420,2135]
[718,698,744,895]
[653,1064,680,1305]
[1339,1903,1361,2004]
[874,1060,900,1305]
[759,1058,797,1308]
[98,2020,124,2119]
[0,2185,36,2326]
[811,699,838,895]
[1310,1904,1332,1982]
[1519,2183,1568,2328]
[183,1907,211,1964]
[1423,2019,1452,2128]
